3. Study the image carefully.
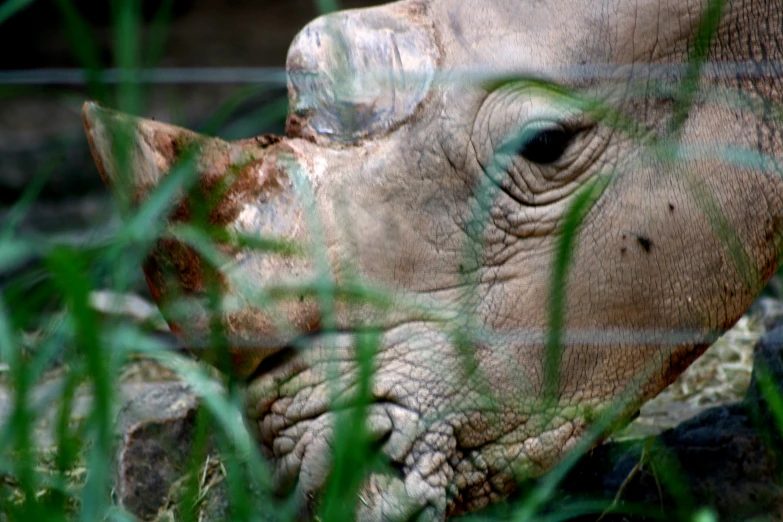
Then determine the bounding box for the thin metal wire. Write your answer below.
[0,67,289,86]
[165,326,725,351]
[1,61,782,86]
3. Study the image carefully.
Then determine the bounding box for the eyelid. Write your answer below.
[529,105,591,129]
[508,111,589,141]
[499,119,565,154]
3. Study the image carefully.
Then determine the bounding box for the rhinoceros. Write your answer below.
[83,0,783,519]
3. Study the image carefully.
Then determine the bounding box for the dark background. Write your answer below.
[0,0,382,235]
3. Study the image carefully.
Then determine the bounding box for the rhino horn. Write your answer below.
[82,101,321,378]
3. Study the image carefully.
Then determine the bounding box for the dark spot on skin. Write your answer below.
[636,236,653,253]
[668,202,675,212]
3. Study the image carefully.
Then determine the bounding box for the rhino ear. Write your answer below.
[82,101,227,209]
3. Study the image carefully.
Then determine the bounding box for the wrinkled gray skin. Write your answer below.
[84,0,783,519]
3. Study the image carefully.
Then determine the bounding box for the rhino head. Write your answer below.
[83,0,783,519]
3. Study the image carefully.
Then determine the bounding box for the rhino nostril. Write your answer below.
[383,455,406,480]
[245,346,298,381]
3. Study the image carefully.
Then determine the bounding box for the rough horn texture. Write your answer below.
[85,0,783,519]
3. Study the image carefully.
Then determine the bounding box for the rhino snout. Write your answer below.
[82,102,329,377]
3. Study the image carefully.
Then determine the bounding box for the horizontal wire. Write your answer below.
[149,326,730,351]
[0,67,289,86]
[1,61,783,86]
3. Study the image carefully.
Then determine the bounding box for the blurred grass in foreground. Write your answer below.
[0,0,782,521]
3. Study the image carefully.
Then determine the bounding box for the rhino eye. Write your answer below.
[517,125,574,165]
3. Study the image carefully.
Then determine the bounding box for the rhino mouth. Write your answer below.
[244,327,424,502]
[243,321,610,517]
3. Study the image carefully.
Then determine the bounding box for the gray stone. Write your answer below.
[115,382,200,520]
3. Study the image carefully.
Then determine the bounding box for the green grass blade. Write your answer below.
[314,0,340,15]
[46,247,114,522]
[545,174,611,399]
[51,0,107,100]
[0,0,34,26]
[668,0,727,138]
[112,0,142,114]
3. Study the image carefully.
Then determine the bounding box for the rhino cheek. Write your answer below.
[557,149,783,409]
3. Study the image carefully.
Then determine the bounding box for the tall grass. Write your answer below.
[0,0,781,521]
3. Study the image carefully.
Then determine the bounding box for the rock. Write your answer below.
[747,325,783,413]
[548,324,783,521]
[750,295,783,332]
[556,404,782,521]
[89,290,169,331]
[115,382,200,520]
